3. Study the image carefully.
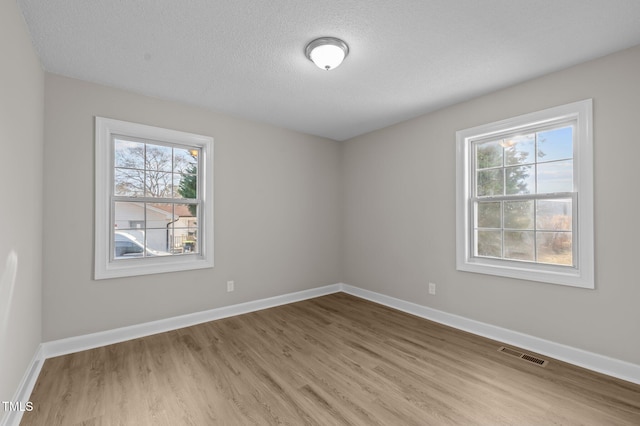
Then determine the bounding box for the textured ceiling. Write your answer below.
[17,0,640,141]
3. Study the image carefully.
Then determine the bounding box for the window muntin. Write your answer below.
[455,100,593,289]
[95,117,213,279]
[471,123,575,267]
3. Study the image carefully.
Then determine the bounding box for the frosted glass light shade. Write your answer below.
[305,37,349,71]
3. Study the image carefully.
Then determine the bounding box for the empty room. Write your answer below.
[2,0,640,425]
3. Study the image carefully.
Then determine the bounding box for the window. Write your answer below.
[95,117,213,279]
[456,100,593,288]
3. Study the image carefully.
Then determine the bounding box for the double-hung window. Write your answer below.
[456,100,593,288]
[95,117,214,279]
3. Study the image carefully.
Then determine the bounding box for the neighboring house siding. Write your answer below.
[114,202,196,252]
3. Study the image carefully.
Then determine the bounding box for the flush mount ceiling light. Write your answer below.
[305,37,349,71]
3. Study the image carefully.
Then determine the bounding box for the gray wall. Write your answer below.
[343,45,640,365]
[42,74,342,341]
[0,0,44,412]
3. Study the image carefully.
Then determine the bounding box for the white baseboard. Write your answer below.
[340,283,640,385]
[1,344,45,426]
[43,283,342,358]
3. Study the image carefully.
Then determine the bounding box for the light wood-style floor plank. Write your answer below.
[21,293,640,425]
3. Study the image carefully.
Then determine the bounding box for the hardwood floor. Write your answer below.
[22,293,640,425]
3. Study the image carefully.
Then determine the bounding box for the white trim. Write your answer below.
[42,284,341,358]
[1,345,45,426]
[340,284,640,385]
[94,117,214,280]
[455,99,594,288]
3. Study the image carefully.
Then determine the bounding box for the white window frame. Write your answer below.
[456,100,594,289]
[95,117,214,279]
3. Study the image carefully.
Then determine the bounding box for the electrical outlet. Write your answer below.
[428,282,436,295]
[226,281,234,292]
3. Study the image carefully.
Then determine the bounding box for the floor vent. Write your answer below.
[498,346,548,367]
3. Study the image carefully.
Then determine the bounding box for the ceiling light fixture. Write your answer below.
[305,37,349,71]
